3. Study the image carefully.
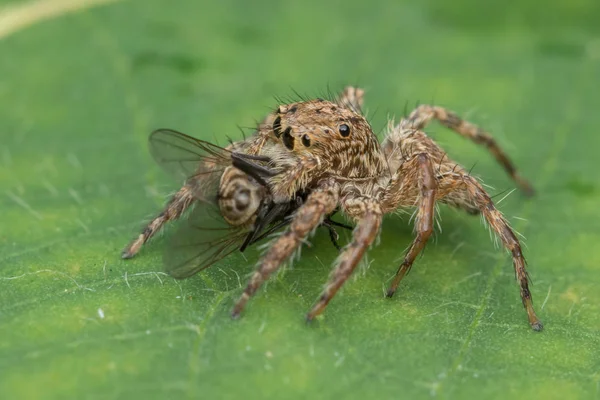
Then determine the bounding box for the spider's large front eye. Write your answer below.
[282,127,295,150]
[338,124,351,137]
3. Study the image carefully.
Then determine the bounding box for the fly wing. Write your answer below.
[164,200,252,279]
[149,129,233,201]
[164,198,301,279]
[149,128,293,277]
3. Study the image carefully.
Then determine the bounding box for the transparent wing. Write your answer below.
[149,128,233,201]
[150,128,293,277]
[164,201,253,279]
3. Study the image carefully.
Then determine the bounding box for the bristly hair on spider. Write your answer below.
[122,86,543,331]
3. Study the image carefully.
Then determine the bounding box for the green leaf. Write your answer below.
[1,0,599,399]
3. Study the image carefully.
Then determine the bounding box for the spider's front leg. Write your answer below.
[121,184,195,259]
[231,181,340,318]
[381,153,437,297]
[306,199,383,320]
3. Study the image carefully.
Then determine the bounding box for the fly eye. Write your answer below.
[338,124,351,137]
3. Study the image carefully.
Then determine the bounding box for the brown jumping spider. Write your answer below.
[122,87,543,331]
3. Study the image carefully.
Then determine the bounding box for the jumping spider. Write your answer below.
[122,87,543,331]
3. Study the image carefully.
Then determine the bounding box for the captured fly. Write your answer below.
[122,129,350,278]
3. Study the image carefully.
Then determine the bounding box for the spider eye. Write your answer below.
[301,134,311,147]
[272,116,282,137]
[338,124,351,137]
[282,127,295,150]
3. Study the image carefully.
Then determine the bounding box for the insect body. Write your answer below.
[121,128,351,278]
[217,166,264,226]
[122,87,543,331]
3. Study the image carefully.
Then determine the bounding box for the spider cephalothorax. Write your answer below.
[122,86,543,331]
[272,99,386,174]
[259,98,389,204]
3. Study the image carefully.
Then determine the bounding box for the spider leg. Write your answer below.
[384,153,437,297]
[336,86,365,113]
[306,203,382,320]
[326,218,354,231]
[231,182,339,318]
[321,219,342,251]
[441,173,543,331]
[121,184,195,259]
[321,216,353,251]
[401,105,534,195]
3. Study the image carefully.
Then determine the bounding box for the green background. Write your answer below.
[1,0,599,398]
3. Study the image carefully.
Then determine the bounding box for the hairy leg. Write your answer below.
[121,185,194,259]
[231,182,339,318]
[336,86,365,113]
[453,174,542,330]
[307,200,382,320]
[381,153,438,297]
[401,105,534,195]
[434,172,542,330]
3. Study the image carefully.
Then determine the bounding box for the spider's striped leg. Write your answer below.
[382,153,438,297]
[307,201,382,320]
[439,173,543,331]
[231,182,339,318]
[401,105,534,195]
[121,184,195,259]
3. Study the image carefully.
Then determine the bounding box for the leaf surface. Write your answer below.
[1,0,599,398]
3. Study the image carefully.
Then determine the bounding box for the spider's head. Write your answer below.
[270,99,386,177]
